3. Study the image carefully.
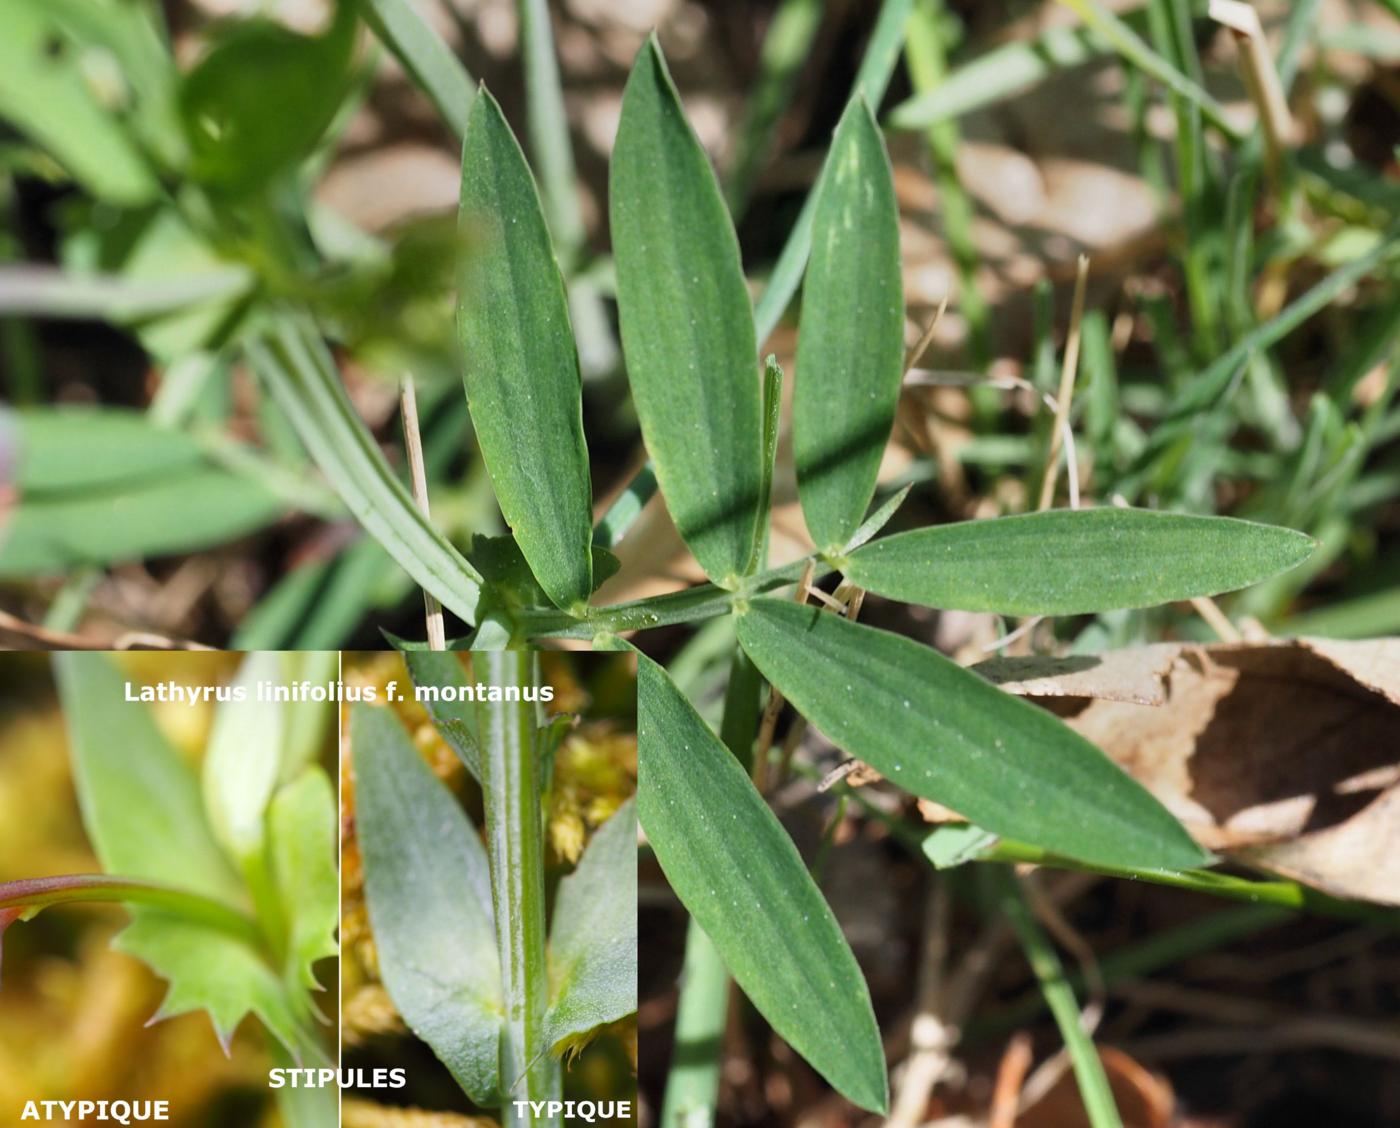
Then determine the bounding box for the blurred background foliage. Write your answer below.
[0,0,1394,652]
[339,650,636,1126]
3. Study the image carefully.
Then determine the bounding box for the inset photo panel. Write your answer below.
[340,650,637,1127]
[0,650,340,1128]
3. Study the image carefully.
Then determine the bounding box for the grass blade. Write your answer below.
[362,0,476,139]
[611,37,762,586]
[246,315,485,626]
[889,23,1103,129]
[0,469,284,577]
[660,920,730,1128]
[752,0,914,345]
[843,508,1315,615]
[904,0,991,366]
[724,0,824,216]
[1057,0,1242,141]
[638,655,888,1113]
[592,464,657,550]
[0,0,162,203]
[3,403,212,495]
[0,264,254,321]
[735,600,1209,870]
[517,0,584,257]
[795,95,904,553]
[459,89,593,611]
[1122,224,1400,493]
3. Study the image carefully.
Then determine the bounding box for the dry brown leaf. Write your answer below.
[1014,1045,1173,1128]
[975,645,1180,706]
[1006,639,1400,905]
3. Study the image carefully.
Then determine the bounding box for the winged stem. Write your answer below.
[477,651,561,1127]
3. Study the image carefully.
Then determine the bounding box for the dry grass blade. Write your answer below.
[399,375,445,651]
[1210,0,1298,174]
[1038,254,1090,512]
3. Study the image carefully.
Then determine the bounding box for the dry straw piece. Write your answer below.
[1209,0,1298,173]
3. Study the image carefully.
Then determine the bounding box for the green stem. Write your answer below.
[789,760,1396,924]
[527,556,832,640]
[992,869,1123,1128]
[661,920,731,1128]
[973,903,1296,1039]
[477,652,560,1128]
[240,849,289,968]
[0,874,262,948]
[43,568,101,633]
[980,840,1392,923]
